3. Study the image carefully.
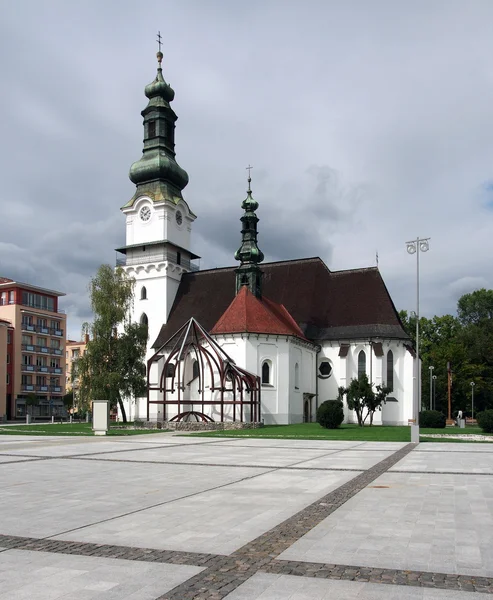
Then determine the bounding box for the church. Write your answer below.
[117,51,414,426]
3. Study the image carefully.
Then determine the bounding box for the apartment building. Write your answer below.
[0,277,67,419]
[65,337,88,390]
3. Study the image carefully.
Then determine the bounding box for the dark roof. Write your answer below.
[153,257,409,348]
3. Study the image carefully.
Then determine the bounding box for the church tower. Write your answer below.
[117,46,199,355]
[234,170,264,298]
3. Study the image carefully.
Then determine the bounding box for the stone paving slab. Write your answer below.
[81,445,340,468]
[390,448,493,474]
[280,470,493,576]
[0,458,269,538]
[416,442,493,453]
[0,549,203,600]
[54,469,361,555]
[223,572,473,599]
[296,449,396,470]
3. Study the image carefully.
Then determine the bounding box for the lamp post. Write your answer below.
[470,381,475,421]
[432,375,437,410]
[406,237,430,443]
[429,365,434,411]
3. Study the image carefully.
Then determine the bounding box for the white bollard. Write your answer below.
[51,416,54,424]
[26,414,31,425]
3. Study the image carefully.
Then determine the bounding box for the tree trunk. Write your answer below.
[118,397,127,423]
[369,411,374,426]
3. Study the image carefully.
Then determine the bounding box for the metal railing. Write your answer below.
[20,384,63,394]
[21,323,64,336]
[21,344,63,355]
[21,365,63,374]
[117,253,199,271]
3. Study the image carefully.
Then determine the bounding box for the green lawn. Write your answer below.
[0,422,166,436]
[191,423,492,442]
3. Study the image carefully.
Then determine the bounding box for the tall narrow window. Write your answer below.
[261,361,271,385]
[294,363,300,389]
[386,350,394,392]
[148,120,156,138]
[141,286,147,300]
[140,313,148,327]
[358,350,366,379]
[192,360,199,380]
[176,251,181,265]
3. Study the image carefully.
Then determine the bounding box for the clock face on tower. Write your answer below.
[139,206,151,222]
[176,210,183,226]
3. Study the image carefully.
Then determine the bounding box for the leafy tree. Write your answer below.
[457,289,493,326]
[340,374,391,426]
[74,265,148,422]
[25,392,40,417]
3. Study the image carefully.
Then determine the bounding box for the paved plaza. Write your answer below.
[0,434,492,598]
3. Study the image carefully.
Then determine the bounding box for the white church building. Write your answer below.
[117,51,415,426]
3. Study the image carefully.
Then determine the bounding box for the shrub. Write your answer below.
[419,410,446,429]
[477,410,493,433]
[317,400,344,429]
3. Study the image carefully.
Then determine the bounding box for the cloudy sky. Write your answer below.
[2,0,493,340]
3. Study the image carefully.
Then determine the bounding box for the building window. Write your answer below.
[36,356,47,367]
[6,373,9,384]
[1,292,6,305]
[9,291,14,303]
[386,350,394,392]
[22,315,33,325]
[140,313,148,327]
[37,337,47,347]
[294,363,300,390]
[38,318,47,328]
[165,363,175,378]
[261,360,272,385]
[22,335,32,345]
[51,339,61,349]
[148,120,156,138]
[192,360,199,380]
[140,286,147,300]
[318,359,333,379]
[7,331,11,344]
[22,355,32,366]
[6,354,10,364]
[358,350,366,379]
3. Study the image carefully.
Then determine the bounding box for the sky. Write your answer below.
[1,0,493,341]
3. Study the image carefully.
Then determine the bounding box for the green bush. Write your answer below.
[317,400,344,429]
[477,410,493,433]
[419,410,446,429]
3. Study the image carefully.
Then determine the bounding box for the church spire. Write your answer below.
[126,37,189,208]
[234,166,264,298]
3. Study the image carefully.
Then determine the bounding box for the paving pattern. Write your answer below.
[0,434,492,598]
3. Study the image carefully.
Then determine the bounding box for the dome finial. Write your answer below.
[156,30,163,65]
[246,164,253,193]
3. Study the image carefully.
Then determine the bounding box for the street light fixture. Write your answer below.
[429,365,434,411]
[406,237,430,443]
[471,381,475,421]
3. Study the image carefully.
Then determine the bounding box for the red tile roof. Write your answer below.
[211,286,307,339]
[0,277,13,284]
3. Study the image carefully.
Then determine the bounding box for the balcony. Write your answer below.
[21,344,63,355]
[20,302,65,314]
[20,384,63,394]
[117,253,200,272]
[21,364,63,374]
[21,322,65,336]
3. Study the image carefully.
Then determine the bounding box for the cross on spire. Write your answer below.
[157,31,162,52]
[246,164,253,192]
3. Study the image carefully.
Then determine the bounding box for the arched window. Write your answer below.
[141,286,147,300]
[261,361,271,385]
[192,360,199,380]
[358,350,366,379]
[294,363,300,389]
[165,363,175,378]
[140,313,148,327]
[386,350,394,392]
